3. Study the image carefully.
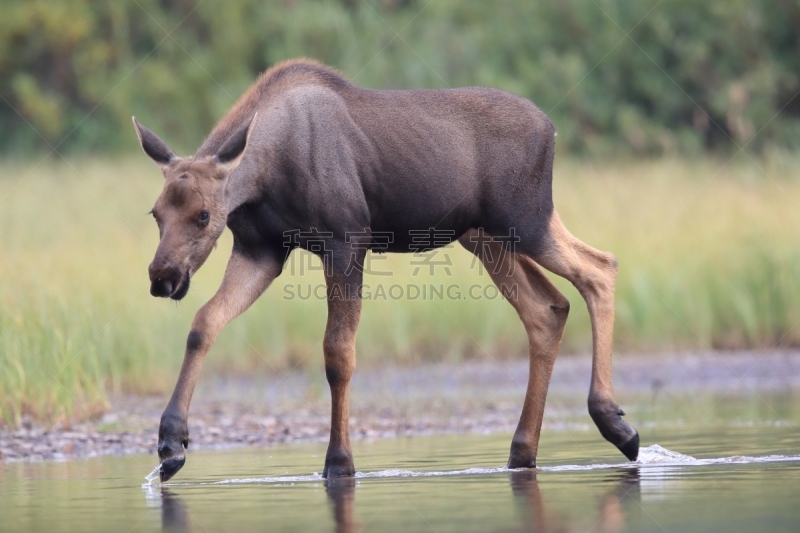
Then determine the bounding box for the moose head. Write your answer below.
[132,116,254,300]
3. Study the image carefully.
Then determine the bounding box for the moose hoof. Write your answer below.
[323,448,355,478]
[160,455,186,482]
[588,396,639,462]
[157,439,187,482]
[158,410,189,482]
[617,431,640,462]
[507,440,536,469]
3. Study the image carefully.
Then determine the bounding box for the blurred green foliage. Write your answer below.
[3,155,800,423]
[1,0,799,156]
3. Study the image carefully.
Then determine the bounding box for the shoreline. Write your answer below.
[2,350,798,463]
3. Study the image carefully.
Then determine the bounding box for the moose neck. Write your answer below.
[197,100,264,215]
[222,147,266,214]
[198,59,348,160]
[198,59,354,216]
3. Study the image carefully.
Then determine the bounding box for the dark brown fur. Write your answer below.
[133,58,638,482]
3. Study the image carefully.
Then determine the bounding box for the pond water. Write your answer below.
[1,421,799,533]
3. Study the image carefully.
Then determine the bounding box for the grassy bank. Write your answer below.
[1,155,799,425]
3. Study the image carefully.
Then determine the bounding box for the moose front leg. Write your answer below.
[322,262,363,478]
[158,249,282,482]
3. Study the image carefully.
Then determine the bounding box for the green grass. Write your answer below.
[1,155,799,425]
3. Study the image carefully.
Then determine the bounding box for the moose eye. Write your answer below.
[198,211,210,226]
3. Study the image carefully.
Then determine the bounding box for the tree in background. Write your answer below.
[1,0,799,155]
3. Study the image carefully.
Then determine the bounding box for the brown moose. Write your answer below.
[132,59,638,482]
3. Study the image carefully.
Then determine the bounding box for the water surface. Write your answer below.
[2,421,799,532]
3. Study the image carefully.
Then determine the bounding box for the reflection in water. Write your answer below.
[15,426,798,533]
[325,477,358,533]
[150,478,360,533]
[147,469,641,533]
[509,469,567,532]
[595,470,640,533]
[160,489,191,532]
[509,468,641,533]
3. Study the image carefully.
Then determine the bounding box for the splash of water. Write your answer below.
[637,444,696,464]
[144,464,162,485]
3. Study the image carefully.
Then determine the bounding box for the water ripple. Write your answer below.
[145,445,800,488]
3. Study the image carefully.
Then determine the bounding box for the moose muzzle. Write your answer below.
[149,260,191,300]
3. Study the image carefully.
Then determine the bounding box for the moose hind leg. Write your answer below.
[460,230,570,468]
[532,212,639,461]
[322,267,362,478]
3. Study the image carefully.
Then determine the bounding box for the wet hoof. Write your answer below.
[159,455,186,482]
[323,448,355,478]
[507,439,536,469]
[157,439,187,482]
[588,396,639,462]
[618,431,640,461]
[158,411,189,482]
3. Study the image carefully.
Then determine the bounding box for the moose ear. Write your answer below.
[132,117,176,167]
[214,113,257,165]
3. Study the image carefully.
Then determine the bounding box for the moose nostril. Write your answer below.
[150,277,175,298]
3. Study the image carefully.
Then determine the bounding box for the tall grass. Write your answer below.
[1,155,799,424]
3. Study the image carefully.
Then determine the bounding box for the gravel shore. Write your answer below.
[2,350,798,463]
